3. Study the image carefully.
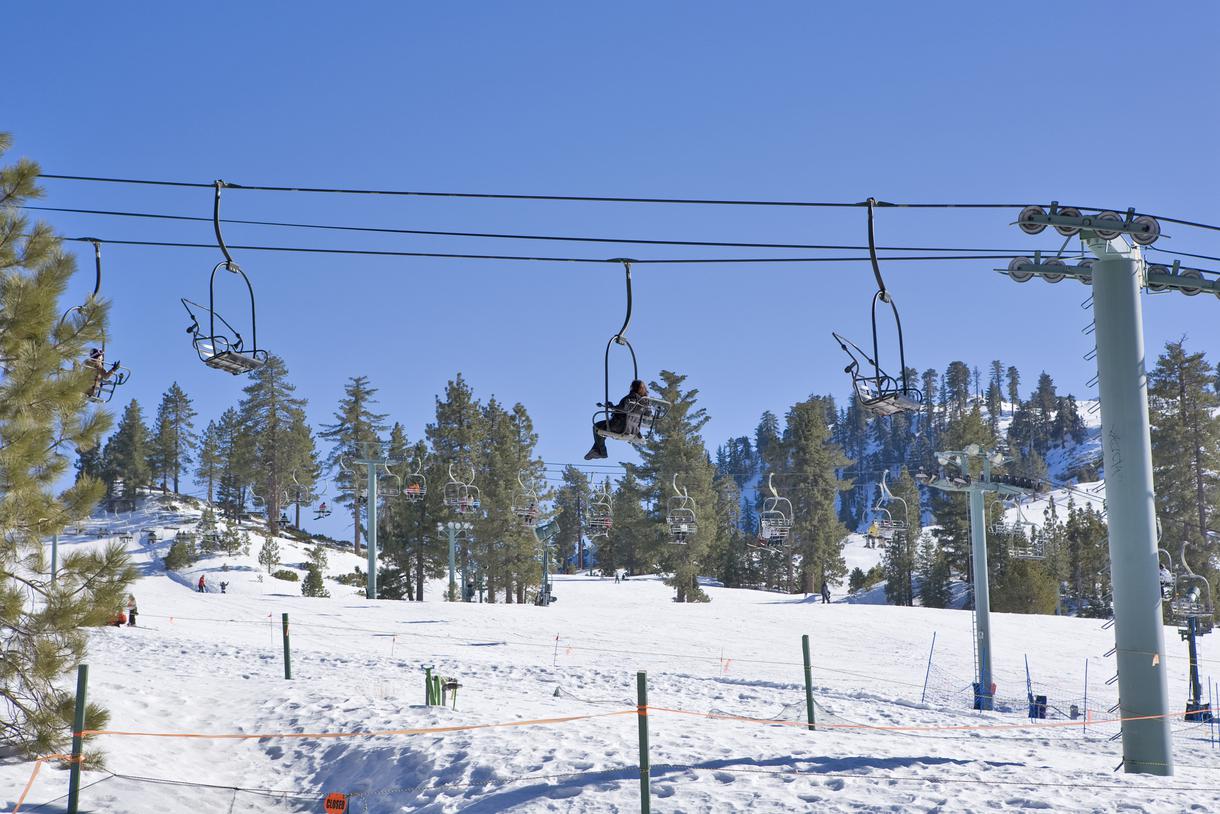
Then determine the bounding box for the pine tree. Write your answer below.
[424,373,483,589]
[553,465,591,573]
[783,396,851,594]
[1150,340,1220,570]
[239,355,310,536]
[214,407,255,519]
[258,535,281,574]
[301,545,330,598]
[0,136,135,753]
[195,419,223,503]
[609,468,652,575]
[107,400,151,499]
[148,383,197,494]
[636,371,722,602]
[1006,366,1021,411]
[321,376,388,556]
[917,533,952,608]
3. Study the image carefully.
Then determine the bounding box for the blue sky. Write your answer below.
[9,3,1220,534]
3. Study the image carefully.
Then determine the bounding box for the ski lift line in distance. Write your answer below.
[831,199,923,418]
[592,260,670,446]
[27,204,1098,255]
[666,474,698,545]
[180,181,269,375]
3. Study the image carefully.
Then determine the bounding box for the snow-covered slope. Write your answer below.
[6,498,1219,813]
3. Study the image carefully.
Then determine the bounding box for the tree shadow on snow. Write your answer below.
[451,752,1022,813]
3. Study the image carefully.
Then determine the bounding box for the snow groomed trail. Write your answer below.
[5,501,1220,813]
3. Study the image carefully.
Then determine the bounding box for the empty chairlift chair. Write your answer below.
[830,199,922,418]
[666,475,698,545]
[755,473,793,549]
[181,181,269,375]
[990,498,1044,560]
[587,483,613,537]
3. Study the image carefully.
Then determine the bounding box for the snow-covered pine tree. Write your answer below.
[0,136,135,753]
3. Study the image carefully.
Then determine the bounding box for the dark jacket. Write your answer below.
[608,393,652,435]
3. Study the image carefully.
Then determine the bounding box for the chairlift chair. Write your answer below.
[1158,548,1176,601]
[755,473,793,549]
[591,260,671,446]
[587,483,613,537]
[403,458,427,503]
[1168,544,1215,634]
[666,475,698,545]
[830,200,922,418]
[181,181,269,375]
[444,464,480,515]
[59,240,132,404]
[511,471,542,528]
[990,498,1045,560]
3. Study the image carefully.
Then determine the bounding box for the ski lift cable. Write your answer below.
[22,204,1093,255]
[51,236,1032,266]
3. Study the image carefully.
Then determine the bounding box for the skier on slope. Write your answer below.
[197,574,207,593]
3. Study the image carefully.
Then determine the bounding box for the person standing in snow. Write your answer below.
[197,574,207,593]
[126,594,138,626]
[820,579,831,604]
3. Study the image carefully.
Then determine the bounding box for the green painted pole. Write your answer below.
[802,634,815,731]
[968,485,993,710]
[281,613,292,680]
[66,663,88,814]
[636,671,650,814]
[447,525,457,602]
[366,462,378,600]
[1088,242,1172,774]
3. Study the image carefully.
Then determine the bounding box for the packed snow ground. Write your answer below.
[6,498,1220,813]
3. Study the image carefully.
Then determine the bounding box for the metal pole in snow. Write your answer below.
[447,524,457,602]
[921,632,937,705]
[282,613,291,680]
[802,634,816,731]
[366,462,378,600]
[636,671,650,814]
[968,485,993,710]
[67,664,88,814]
[1088,240,1172,775]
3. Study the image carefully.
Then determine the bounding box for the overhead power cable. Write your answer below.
[37,173,1029,209]
[55,236,1023,265]
[23,204,1064,254]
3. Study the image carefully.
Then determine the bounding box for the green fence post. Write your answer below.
[67,663,88,814]
[281,613,292,680]
[636,671,650,814]
[802,634,815,731]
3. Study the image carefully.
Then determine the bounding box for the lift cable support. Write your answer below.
[586,480,613,538]
[442,463,481,516]
[666,475,698,546]
[342,441,402,600]
[989,496,1045,560]
[1001,203,1219,776]
[751,473,793,550]
[57,239,131,404]
[1162,541,1215,723]
[831,198,923,417]
[533,518,560,607]
[181,180,270,375]
[511,471,542,528]
[916,446,1042,712]
[592,260,670,446]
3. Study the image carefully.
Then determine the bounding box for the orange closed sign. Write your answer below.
[324,792,347,812]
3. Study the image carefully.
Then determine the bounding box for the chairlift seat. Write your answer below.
[860,392,922,417]
[592,397,670,445]
[203,348,266,375]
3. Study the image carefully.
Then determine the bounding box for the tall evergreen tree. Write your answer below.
[239,355,309,536]
[1150,340,1220,572]
[149,383,197,494]
[0,137,135,753]
[106,400,151,499]
[195,419,222,503]
[783,396,851,594]
[321,376,388,555]
[214,407,255,519]
[553,465,591,573]
[636,371,722,602]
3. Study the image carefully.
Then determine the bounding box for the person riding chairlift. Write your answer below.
[585,379,651,460]
[84,347,122,399]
